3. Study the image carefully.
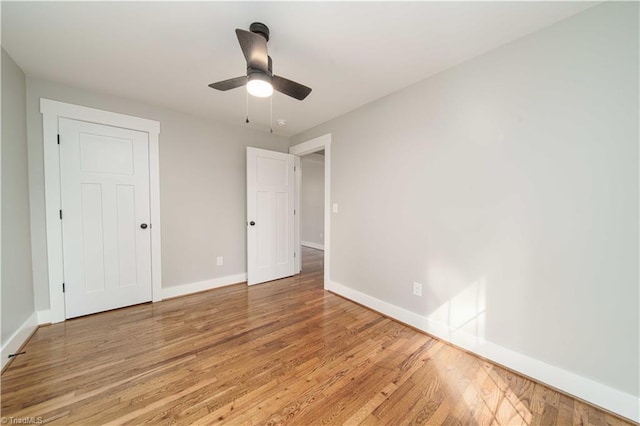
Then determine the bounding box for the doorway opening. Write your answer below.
[298,151,325,271]
[289,134,331,288]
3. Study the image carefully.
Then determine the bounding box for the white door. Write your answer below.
[247,147,295,285]
[60,118,152,318]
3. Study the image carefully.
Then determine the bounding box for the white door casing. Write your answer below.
[294,156,301,274]
[41,99,161,323]
[246,147,295,285]
[60,118,152,318]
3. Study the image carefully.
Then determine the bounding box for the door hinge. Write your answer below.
[62,283,65,293]
[59,210,63,220]
[294,166,296,172]
[57,134,60,145]
[294,252,296,258]
[294,209,296,215]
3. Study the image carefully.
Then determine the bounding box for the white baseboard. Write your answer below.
[326,279,639,423]
[37,309,52,325]
[301,241,324,250]
[161,273,247,300]
[1,311,39,372]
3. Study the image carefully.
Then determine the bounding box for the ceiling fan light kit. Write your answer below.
[247,73,273,98]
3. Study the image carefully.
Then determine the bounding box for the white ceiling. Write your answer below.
[2,1,598,137]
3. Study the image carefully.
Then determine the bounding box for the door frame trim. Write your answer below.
[41,99,162,323]
[289,134,331,287]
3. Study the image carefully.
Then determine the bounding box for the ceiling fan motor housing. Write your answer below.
[248,70,271,85]
[247,56,273,77]
[250,22,270,42]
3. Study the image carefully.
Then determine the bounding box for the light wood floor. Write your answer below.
[1,248,632,425]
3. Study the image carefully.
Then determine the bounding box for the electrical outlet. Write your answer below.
[216,256,223,266]
[413,282,423,297]
[332,203,339,213]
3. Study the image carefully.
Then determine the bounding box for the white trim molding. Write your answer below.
[1,312,38,372]
[301,241,324,251]
[37,309,52,325]
[326,279,640,423]
[40,99,162,323]
[300,153,325,165]
[161,273,247,300]
[290,134,331,289]
[294,156,302,274]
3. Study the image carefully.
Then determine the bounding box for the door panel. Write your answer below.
[80,134,134,174]
[80,183,106,293]
[256,191,271,269]
[276,192,288,264]
[116,184,138,287]
[60,118,152,318]
[247,147,295,285]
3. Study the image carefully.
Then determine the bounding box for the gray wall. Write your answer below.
[25,77,289,311]
[301,154,324,247]
[291,2,639,396]
[1,49,35,345]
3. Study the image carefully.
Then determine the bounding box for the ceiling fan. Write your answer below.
[209,22,312,101]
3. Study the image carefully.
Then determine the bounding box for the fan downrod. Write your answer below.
[250,22,270,42]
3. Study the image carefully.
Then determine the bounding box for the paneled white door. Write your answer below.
[60,118,152,318]
[247,147,295,285]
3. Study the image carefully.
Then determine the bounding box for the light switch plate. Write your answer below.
[413,282,422,297]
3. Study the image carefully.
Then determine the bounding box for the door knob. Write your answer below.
[140,223,148,229]
[249,221,255,226]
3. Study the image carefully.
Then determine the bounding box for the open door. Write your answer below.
[247,147,295,285]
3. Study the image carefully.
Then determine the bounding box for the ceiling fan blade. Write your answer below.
[272,75,312,100]
[208,76,247,91]
[235,29,268,73]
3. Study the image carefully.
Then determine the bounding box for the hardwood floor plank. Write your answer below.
[1,247,633,425]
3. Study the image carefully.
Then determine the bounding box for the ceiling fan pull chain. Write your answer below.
[270,96,273,133]
[246,90,250,124]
